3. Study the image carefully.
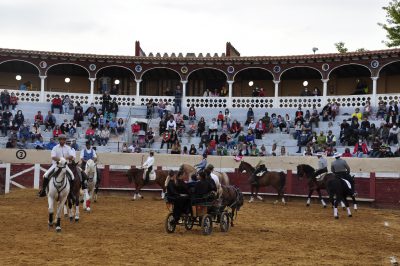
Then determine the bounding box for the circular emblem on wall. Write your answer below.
[322,63,330,71]
[89,64,97,71]
[273,65,281,73]
[371,60,379,69]
[227,66,235,74]
[39,61,47,69]
[135,65,142,73]
[181,66,188,74]
[16,149,27,160]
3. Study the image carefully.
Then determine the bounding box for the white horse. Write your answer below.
[48,158,70,232]
[83,159,97,212]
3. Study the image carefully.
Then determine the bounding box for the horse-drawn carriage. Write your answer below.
[165,194,231,235]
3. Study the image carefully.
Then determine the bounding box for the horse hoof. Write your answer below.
[348,214,352,218]
[69,217,73,222]
[75,218,79,223]
[323,205,327,209]
[306,204,310,207]
[56,227,61,232]
[334,216,339,219]
[48,223,53,229]
[342,207,345,210]
[64,214,68,218]
[94,200,97,203]
[86,207,91,212]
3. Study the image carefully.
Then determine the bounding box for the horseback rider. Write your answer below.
[142,150,155,184]
[331,152,356,196]
[252,159,267,186]
[194,153,207,172]
[38,134,75,197]
[314,152,328,178]
[79,141,99,190]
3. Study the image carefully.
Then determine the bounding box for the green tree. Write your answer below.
[334,42,348,53]
[355,48,368,52]
[379,0,400,47]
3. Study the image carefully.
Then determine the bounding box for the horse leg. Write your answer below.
[56,195,68,232]
[351,195,358,211]
[340,200,346,210]
[306,189,313,206]
[248,186,254,203]
[161,190,165,199]
[48,196,54,228]
[230,208,235,227]
[281,189,286,205]
[317,189,326,208]
[67,197,73,222]
[256,186,263,201]
[86,187,92,212]
[75,194,80,222]
[344,197,352,217]
[333,198,339,219]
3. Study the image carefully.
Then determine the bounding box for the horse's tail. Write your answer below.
[279,171,286,191]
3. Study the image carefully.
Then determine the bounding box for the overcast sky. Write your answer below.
[0,0,390,56]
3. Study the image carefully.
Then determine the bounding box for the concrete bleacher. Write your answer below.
[3,102,398,156]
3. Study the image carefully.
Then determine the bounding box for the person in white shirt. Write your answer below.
[205,164,222,197]
[247,119,256,131]
[38,134,75,197]
[142,151,155,183]
[166,116,177,131]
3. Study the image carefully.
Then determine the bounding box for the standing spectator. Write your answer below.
[245,108,254,126]
[74,102,83,115]
[220,86,228,97]
[73,109,83,127]
[102,91,111,114]
[377,123,389,144]
[2,90,10,110]
[62,95,72,114]
[0,90,5,110]
[146,99,156,119]
[376,101,386,119]
[352,108,362,121]
[310,106,319,128]
[208,118,218,134]
[117,118,125,134]
[258,88,265,97]
[158,100,166,118]
[69,120,77,137]
[203,89,211,97]
[44,111,56,131]
[108,98,119,120]
[174,85,182,113]
[312,87,321,96]
[160,130,171,149]
[189,144,197,155]
[294,106,304,125]
[159,117,166,136]
[217,111,224,126]
[224,108,231,127]
[255,119,265,139]
[145,127,155,148]
[10,92,18,110]
[13,110,24,128]
[51,95,62,114]
[197,117,205,136]
[131,122,140,139]
[300,87,311,96]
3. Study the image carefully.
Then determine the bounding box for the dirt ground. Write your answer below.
[0,190,399,266]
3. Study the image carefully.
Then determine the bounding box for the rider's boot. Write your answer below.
[38,176,49,197]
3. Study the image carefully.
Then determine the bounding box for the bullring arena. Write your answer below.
[0,151,399,265]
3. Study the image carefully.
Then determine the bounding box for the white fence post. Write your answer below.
[5,163,11,194]
[34,164,40,189]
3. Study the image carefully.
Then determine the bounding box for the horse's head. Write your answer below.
[238,161,246,173]
[57,158,68,169]
[296,164,314,180]
[86,159,96,173]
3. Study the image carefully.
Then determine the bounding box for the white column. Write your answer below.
[321,78,329,107]
[227,80,234,108]
[89,78,96,103]
[371,76,378,107]
[5,163,11,194]
[135,79,142,106]
[181,80,187,98]
[39,75,46,103]
[273,80,280,108]
[34,164,40,189]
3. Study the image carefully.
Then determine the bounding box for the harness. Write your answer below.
[52,166,68,200]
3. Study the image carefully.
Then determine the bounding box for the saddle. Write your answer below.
[315,173,326,181]
[256,171,266,177]
[340,178,352,190]
[143,170,156,181]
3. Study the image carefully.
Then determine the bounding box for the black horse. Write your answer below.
[297,164,356,219]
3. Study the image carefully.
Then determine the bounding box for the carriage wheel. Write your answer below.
[219,212,230,232]
[184,214,194,230]
[165,213,176,234]
[201,215,213,235]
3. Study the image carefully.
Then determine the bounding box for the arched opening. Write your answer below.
[187,68,227,96]
[233,68,274,96]
[377,61,400,94]
[46,64,90,93]
[140,68,181,96]
[96,66,136,95]
[0,60,40,91]
[328,64,372,95]
[280,67,322,96]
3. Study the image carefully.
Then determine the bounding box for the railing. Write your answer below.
[232,97,274,108]
[45,91,90,105]
[5,89,41,103]
[138,96,175,106]
[185,96,227,108]
[326,94,372,107]
[92,94,136,107]
[376,93,400,103]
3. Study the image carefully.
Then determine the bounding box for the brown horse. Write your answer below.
[221,185,244,227]
[296,164,358,213]
[179,164,230,185]
[65,161,85,222]
[127,168,170,200]
[238,161,286,204]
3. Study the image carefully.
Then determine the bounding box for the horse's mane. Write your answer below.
[298,164,315,178]
[240,161,255,172]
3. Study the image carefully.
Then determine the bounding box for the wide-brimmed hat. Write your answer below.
[315,152,324,157]
[333,152,341,158]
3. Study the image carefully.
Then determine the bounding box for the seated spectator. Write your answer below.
[169,130,178,147]
[86,103,97,119]
[44,111,56,131]
[98,114,107,129]
[34,111,43,125]
[69,120,77,137]
[224,108,231,127]
[386,110,397,125]
[145,127,155,147]
[353,139,369,158]
[170,140,181,154]
[73,109,83,126]
[294,106,304,125]
[317,131,326,146]
[108,118,117,135]
[310,106,319,128]
[247,118,256,132]
[377,123,389,144]
[188,104,196,121]
[249,144,259,156]
[160,130,171,149]
[255,119,265,139]
[376,101,386,119]
[245,130,255,146]
[388,125,400,145]
[85,126,96,145]
[312,87,321,96]
[33,137,45,150]
[258,88,265,97]
[302,121,312,136]
[121,142,129,153]
[13,110,24,128]
[166,116,177,131]
[321,103,331,121]
[280,146,286,156]
[70,139,79,151]
[177,120,186,137]
[208,118,218,134]
[98,126,110,146]
[300,87,311,96]
[189,144,197,155]
[158,100,166,118]
[245,107,254,126]
[330,102,339,121]
[325,130,336,147]
[352,108,362,122]
[51,95,62,114]
[341,148,353,158]
[159,118,166,136]
[187,121,197,137]
[367,123,377,144]
[60,119,70,134]
[304,110,311,121]
[62,95,71,115]
[45,138,57,150]
[359,117,371,140]
[175,112,184,124]
[230,119,241,138]
[363,101,372,119]
[10,92,18,110]
[109,98,119,119]
[146,99,156,119]
[131,122,140,135]
[19,124,30,141]
[52,125,62,139]
[30,123,42,142]
[6,138,16,148]
[203,89,211,97]
[198,131,210,150]
[117,118,125,134]
[197,117,206,137]
[74,102,83,115]
[259,144,267,156]
[388,100,398,118]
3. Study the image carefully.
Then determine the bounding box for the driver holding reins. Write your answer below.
[142,151,155,184]
[38,134,75,197]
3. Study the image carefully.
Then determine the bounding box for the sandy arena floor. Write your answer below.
[0,189,399,265]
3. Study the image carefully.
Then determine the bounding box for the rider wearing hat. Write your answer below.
[314,152,328,177]
[331,152,355,196]
[142,150,155,184]
[38,134,75,197]
[80,141,97,169]
[194,153,207,172]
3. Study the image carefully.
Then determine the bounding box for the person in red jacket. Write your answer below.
[353,139,369,158]
[10,92,18,110]
[341,148,353,158]
[52,125,62,138]
[34,111,43,125]
[51,95,62,114]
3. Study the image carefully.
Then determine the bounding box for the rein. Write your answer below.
[52,168,68,198]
